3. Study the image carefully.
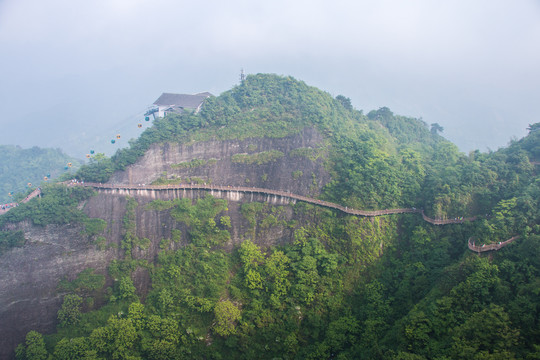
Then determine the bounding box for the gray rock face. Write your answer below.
[0,222,116,359]
[110,127,330,197]
[0,128,331,359]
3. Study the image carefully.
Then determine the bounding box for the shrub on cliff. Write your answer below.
[58,294,83,327]
[0,230,25,255]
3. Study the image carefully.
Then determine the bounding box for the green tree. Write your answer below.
[142,315,181,360]
[450,304,519,359]
[430,123,444,135]
[53,337,97,360]
[264,250,291,307]
[336,95,353,111]
[358,280,391,356]
[245,268,263,290]
[403,311,432,354]
[57,294,83,327]
[117,276,137,301]
[449,257,500,312]
[490,197,518,239]
[128,302,146,331]
[90,316,140,359]
[238,239,264,270]
[156,288,174,316]
[76,153,114,183]
[367,106,394,120]
[16,331,48,360]
[213,300,241,337]
[393,352,427,360]
[324,316,360,355]
[526,122,540,133]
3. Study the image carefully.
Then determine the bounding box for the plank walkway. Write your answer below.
[2,183,519,253]
[79,182,476,225]
[0,188,42,215]
[468,236,520,253]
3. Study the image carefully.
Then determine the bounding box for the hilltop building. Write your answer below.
[153,92,212,118]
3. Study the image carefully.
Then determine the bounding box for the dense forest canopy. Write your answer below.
[6,74,540,359]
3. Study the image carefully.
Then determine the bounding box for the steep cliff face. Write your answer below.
[110,127,330,197]
[86,188,298,249]
[0,128,335,358]
[0,221,115,358]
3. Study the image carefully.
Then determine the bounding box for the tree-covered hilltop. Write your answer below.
[78,74,538,221]
[9,74,540,359]
[79,75,438,207]
[0,145,81,203]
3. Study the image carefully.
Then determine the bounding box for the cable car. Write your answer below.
[86,154,91,158]
[111,139,116,144]
[90,150,95,154]
[116,134,121,139]
[27,183,32,187]
[67,162,72,167]
[138,123,142,128]
[44,176,48,181]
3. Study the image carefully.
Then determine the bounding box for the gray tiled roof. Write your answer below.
[153,93,211,108]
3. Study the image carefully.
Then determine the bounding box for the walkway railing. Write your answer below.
[468,236,520,253]
[2,182,521,252]
[78,182,475,225]
[0,188,41,215]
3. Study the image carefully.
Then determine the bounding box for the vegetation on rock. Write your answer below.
[7,74,540,359]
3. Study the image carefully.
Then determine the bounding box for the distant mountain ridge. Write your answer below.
[0,145,81,203]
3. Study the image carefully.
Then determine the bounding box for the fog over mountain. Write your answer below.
[0,0,539,157]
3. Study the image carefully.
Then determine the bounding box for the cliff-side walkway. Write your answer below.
[0,188,41,215]
[3,182,519,252]
[80,182,476,225]
[468,236,520,253]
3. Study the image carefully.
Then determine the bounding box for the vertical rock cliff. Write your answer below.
[0,128,334,358]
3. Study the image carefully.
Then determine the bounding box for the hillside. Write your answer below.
[2,74,540,359]
[0,145,81,203]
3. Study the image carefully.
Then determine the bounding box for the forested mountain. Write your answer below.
[4,74,540,359]
[0,145,81,203]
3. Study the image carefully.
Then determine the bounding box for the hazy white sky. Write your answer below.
[0,0,539,156]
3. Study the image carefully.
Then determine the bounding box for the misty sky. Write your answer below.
[0,0,539,158]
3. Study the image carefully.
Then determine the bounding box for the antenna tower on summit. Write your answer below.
[240,68,246,83]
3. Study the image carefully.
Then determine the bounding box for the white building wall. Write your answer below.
[157,105,168,118]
